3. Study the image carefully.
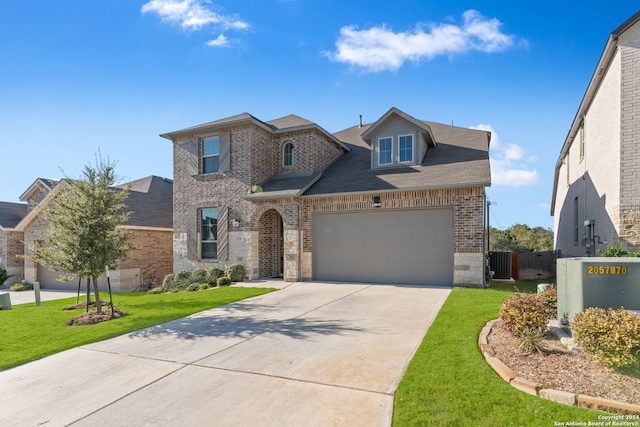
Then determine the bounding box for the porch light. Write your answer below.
[373,196,381,208]
[231,218,240,228]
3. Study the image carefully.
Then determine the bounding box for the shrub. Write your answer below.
[147,287,165,294]
[537,285,557,319]
[10,280,34,292]
[174,270,192,290]
[186,283,200,292]
[500,292,550,337]
[517,328,545,355]
[197,283,210,291]
[226,263,246,282]
[162,274,175,290]
[207,267,225,285]
[191,268,208,284]
[572,307,640,369]
[217,276,232,286]
[0,267,13,287]
[599,243,640,257]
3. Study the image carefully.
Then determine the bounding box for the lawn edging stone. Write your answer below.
[479,319,640,416]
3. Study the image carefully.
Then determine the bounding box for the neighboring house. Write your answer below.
[0,175,173,292]
[552,11,640,256]
[162,107,491,287]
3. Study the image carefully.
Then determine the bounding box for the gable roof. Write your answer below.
[0,202,28,229]
[551,10,640,214]
[14,176,173,231]
[160,112,351,152]
[302,118,491,197]
[360,107,436,148]
[19,178,56,202]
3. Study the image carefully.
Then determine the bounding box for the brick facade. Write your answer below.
[554,15,640,255]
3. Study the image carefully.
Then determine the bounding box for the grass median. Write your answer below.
[393,280,600,426]
[0,286,275,371]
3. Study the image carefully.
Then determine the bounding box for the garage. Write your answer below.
[312,208,454,286]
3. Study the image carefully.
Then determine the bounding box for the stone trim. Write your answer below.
[479,319,640,415]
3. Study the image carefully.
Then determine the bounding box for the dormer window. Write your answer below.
[379,137,392,165]
[202,136,220,174]
[283,142,295,167]
[399,135,413,163]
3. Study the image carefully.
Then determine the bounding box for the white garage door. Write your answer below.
[313,208,454,286]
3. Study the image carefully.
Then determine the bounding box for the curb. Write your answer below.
[479,319,640,415]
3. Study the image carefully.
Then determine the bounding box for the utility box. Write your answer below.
[557,258,640,323]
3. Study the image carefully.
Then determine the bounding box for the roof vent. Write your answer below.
[359,114,363,128]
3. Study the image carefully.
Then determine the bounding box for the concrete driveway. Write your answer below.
[0,281,450,427]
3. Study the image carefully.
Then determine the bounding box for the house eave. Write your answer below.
[300,182,490,199]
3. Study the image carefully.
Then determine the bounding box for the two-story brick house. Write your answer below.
[162,107,491,287]
[552,10,640,256]
[0,175,173,291]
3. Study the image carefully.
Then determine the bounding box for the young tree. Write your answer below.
[31,156,134,314]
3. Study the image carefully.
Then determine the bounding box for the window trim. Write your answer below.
[201,136,220,174]
[283,142,295,167]
[378,137,393,165]
[398,134,414,163]
[200,207,218,260]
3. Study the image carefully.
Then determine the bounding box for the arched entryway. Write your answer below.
[257,208,284,278]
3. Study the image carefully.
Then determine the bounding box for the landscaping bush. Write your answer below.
[217,276,232,286]
[191,268,208,284]
[186,283,201,292]
[173,269,192,290]
[10,280,34,292]
[537,284,557,318]
[207,267,225,285]
[226,263,246,282]
[500,292,550,337]
[147,287,165,294]
[517,328,545,354]
[162,274,175,290]
[0,266,13,287]
[572,307,640,369]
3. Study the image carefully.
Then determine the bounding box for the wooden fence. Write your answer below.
[511,250,559,280]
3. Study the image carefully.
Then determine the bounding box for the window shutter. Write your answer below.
[187,137,199,176]
[187,207,198,261]
[219,132,231,172]
[217,205,229,261]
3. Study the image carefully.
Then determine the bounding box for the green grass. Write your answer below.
[0,287,275,370]
[393,280,602,426]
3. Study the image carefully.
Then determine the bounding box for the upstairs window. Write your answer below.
[201,208,218,259]
[202,136,220,174]
[379,137,392,165]
[399,135,413,162]
[283,142,295,167]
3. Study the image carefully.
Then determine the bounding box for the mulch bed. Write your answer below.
[488,319,640,406]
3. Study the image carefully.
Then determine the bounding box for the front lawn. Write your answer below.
[393,280,600,426]
[0,287,275,371]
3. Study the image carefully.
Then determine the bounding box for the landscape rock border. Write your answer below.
[479,319,640,415]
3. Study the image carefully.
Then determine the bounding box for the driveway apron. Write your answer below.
[0,282,450,427]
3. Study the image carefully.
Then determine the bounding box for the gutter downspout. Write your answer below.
[290,196,303,281]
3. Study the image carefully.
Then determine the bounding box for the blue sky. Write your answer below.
[1,1,638,230]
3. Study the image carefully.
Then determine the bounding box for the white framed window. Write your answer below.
[399,134,413,163]
[283,142,294,167]
[202,136,220,174]
[379,137,392,165]
[200,208,218,259]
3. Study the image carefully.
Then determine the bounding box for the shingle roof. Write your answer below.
[302,120,491,196]
[117,176,173,229]
[0,202,29,228]
[246,173,320,200]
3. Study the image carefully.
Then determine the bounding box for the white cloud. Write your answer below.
[206,34,229,47]
[471,124,540,187]
[328,10,519,72]
[142,0,249,41]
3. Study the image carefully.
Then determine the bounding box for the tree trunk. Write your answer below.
[92,277,102,314]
